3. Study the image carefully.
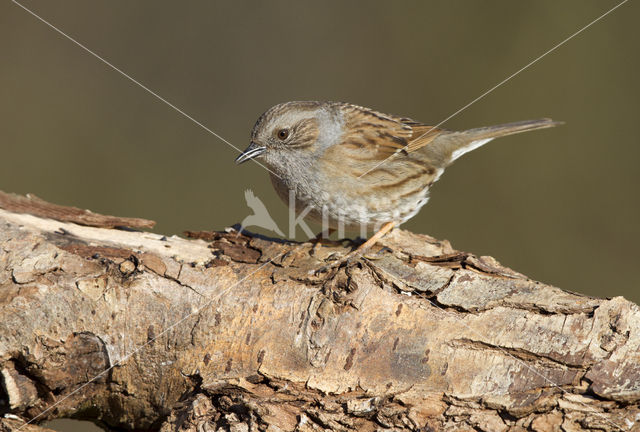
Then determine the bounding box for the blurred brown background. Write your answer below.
[0,3,637,427]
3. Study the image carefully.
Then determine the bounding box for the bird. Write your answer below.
[236,101,561,271]
[239,189,285,237]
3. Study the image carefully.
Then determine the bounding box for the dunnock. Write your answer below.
[236,101,560,269]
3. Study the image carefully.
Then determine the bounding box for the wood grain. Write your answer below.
[0,194,638,431]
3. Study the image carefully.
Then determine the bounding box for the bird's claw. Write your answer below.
[310,252,359,275]
[311,261,342,276]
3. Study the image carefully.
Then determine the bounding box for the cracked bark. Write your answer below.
[0,192,639,432]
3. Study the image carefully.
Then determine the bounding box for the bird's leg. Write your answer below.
[314,221,396,274]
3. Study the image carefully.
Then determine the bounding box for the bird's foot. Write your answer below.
[310,221,396,275]
[312,249,362,275]
[308,229,354,256]
[313,237,352,247]
[312,245,392,275]
[310,237,353,257]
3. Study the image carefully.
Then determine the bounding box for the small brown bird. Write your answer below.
[236,101,560,269]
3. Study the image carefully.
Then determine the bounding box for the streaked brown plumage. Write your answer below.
[236,101,561,269]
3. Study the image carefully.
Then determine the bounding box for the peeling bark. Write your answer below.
[0,193,639,432]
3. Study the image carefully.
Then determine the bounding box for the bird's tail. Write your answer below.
[429,118,562,165]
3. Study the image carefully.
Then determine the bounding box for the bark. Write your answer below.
[0,192,639,432]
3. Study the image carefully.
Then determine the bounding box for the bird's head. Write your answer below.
[235,101,340,173]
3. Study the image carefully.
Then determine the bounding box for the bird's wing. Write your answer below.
[338,103,444,160]
[404,123,446,153]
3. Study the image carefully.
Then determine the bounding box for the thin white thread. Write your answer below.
[11,0,280,179]
[357,0,630,179]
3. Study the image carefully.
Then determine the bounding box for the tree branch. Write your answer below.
[0,192,638,431]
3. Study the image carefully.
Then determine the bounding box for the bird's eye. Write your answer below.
[277,128,290,140]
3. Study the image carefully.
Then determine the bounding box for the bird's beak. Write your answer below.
[235,142,266,164]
